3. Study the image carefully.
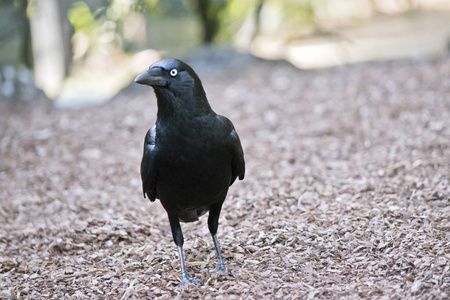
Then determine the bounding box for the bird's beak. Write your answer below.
[134,68,167,87]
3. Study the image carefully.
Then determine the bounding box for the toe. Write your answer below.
[215,264,227,273]
[178,275,202,287]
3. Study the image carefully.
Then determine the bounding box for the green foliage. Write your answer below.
[0,0,32,67]
[217,0,254,41]
[68,0,152,56]
[217,0,330,43]
[211,0,323,43]
[68,2,96,31]
[132,0,162,14]
[280,0,316,25]
[65,0,337,56]
[273,0,320,41]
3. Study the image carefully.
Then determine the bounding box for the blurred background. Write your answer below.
[1,0,450,107]
[1,2,449,297]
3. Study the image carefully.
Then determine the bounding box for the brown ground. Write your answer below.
[0,55,449,299]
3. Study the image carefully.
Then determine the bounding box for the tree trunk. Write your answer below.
[251,0,264,42]
[29,0,72,97]
[195,0,227,44]
[17,0,33,69]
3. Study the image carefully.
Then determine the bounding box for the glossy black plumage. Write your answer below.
[135,58,245,286]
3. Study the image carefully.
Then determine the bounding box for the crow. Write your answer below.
[134,59,245,286]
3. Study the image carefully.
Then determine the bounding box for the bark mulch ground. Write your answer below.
[0,54,449,299]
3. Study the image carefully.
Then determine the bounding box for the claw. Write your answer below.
[176,245,201,287]
[215,263,226,273]
[178,273,202,287]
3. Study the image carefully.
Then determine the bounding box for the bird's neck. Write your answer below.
[154,89,214,122]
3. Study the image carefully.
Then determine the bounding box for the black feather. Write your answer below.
[135,58,245,286]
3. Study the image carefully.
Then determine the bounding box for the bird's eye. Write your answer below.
[170,69,178,77]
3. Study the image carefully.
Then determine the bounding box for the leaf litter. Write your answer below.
[0,55,449,299]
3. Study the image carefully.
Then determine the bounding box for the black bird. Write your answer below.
[134,59,245,286]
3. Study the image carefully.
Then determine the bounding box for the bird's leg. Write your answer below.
[208,202,227,272]
[211,233,226,272]
[168,215,201,286]
[176,245,201,286]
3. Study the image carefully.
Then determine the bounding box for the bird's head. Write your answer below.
[134,58,206,100]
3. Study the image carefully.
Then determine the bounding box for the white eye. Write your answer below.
[170,69,178,77]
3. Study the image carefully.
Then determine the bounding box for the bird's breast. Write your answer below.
[154,131,232,211]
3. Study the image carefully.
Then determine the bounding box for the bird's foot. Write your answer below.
[214,263,227,273]
[178,273,201,287]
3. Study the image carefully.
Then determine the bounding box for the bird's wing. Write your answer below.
[216,115,245,185]
[141,125,158,201]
